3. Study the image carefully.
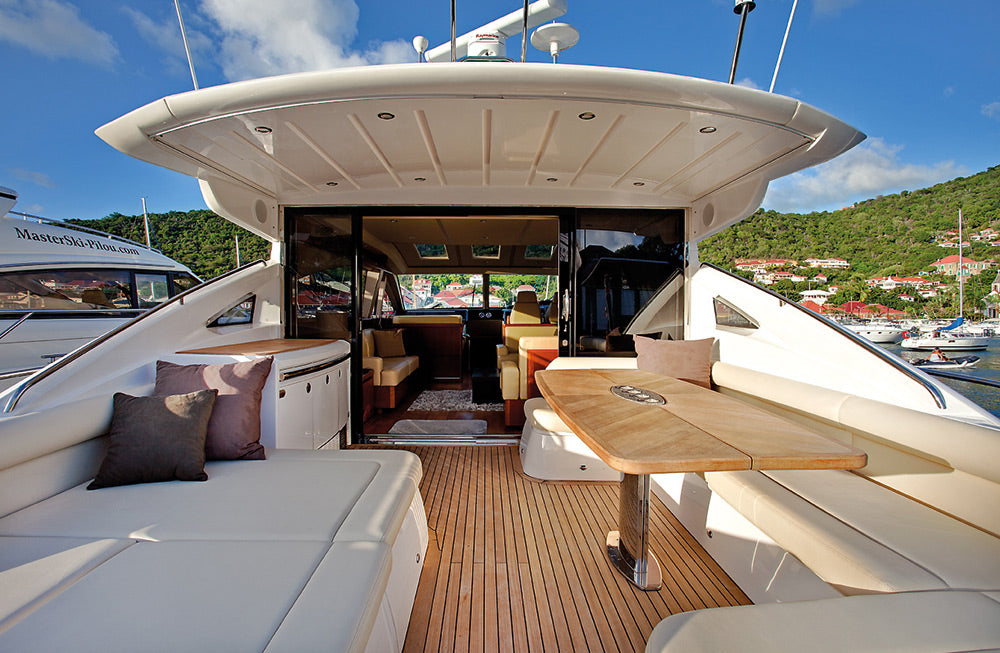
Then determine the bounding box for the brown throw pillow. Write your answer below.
[88,390,217,490]
[634,336,715,389]
[154,357,273,460]
[373,329,407,358]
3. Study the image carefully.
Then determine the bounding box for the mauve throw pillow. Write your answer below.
[374,329,407,358]
[87,390,217,490]
[154,357,273,460]
[634,336,715,389]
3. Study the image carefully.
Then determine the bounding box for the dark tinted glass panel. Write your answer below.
[573,210,685,356]
[288,213,352,339]
[135,273,170,308]
[0,269,133,310]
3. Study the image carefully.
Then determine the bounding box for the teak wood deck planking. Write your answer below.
[364,444,750,652]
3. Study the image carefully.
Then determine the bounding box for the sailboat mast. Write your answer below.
[959,208,964,319]
[141,197,151,248]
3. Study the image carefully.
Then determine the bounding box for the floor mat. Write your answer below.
[406,389,503,412]
[388,419,488,435]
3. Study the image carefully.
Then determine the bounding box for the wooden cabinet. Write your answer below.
[403,324,463,381]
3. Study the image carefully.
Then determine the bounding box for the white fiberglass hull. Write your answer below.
[844,325,905,344]
[901,333,990,351]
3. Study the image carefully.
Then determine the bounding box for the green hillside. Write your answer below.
[699,165,1000,277]
[68,210,271,280]
[71,164,999,315]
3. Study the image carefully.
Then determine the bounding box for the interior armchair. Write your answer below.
[495,290,558,425]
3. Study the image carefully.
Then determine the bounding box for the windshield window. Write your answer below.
[399,274,487,309]
[0,269,133,310]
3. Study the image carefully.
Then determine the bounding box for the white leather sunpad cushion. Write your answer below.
[0,537,133,630]
[706,471,947,593]
[266,450,422,544]
[645,590,1000,653]
[266,540,391,653]
[765,469,1000,590]
[0,540,330,653]
[0,458,382,542]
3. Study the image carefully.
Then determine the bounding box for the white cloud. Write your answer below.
[734,77,761,90]
[122,6,213,81]
[762,138,967,213]
[0,0,118,66]
[197,0,411,81]
[11,168,56,189]
[982,102,1000,120]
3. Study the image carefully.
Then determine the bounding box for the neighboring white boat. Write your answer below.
[842,321,906,344]
[0,188,200,389]
[2,4,999,651]
[901,318,990,350]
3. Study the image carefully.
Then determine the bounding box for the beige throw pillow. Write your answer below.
[374,329,407,358]
[633,336,715,389]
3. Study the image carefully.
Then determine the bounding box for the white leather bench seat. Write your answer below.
[519,397,622,481]
[0,539,387,653]
[0,450,420,544]
[378,355,419,387]
[0,536,133,630]
[707,469,1000,594]
[645,590,1000,653]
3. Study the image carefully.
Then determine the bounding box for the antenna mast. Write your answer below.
[769,0,798,92]
[728,0,756,84]
[174,0,199,90]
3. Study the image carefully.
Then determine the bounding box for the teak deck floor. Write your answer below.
[376,444,750,652]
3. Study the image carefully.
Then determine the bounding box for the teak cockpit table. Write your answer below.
[535,368,868,591]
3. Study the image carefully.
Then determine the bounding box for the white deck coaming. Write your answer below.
[97,63,863,240]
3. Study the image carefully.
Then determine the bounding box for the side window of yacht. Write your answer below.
[170,272,200,295]
[0,269,133,311]
[208,295,256,327]
[135,273,170,308]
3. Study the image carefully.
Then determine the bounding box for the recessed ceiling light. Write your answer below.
[699,126,717,134]
[377,112,395,120]
[633,181,646,187]
[578,112,596,120]
[326,181,338,186]
[254,126,272,134]
[390,219,399,223]
[414,177,426,182]
[546,177,558,182]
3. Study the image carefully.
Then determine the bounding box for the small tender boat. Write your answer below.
[910,355,981,370]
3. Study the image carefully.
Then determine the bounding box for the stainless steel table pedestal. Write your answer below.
[606,472,662,591]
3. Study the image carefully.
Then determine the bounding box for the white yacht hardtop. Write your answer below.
[96,62,864,243]
[2,214,192,271]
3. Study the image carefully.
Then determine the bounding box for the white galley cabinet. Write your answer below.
[164,339,351,451]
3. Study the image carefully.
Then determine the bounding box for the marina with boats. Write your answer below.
[1,1,999,651]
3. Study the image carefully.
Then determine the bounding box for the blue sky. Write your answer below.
[2,0,998,222]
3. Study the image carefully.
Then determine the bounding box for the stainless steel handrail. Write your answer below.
[702,263,948,409]
[3,259,267,413]
[0,312,33,342]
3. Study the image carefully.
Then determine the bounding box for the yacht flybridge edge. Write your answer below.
[95,62,864,244]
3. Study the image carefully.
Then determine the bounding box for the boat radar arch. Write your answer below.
[424,0,567,62]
